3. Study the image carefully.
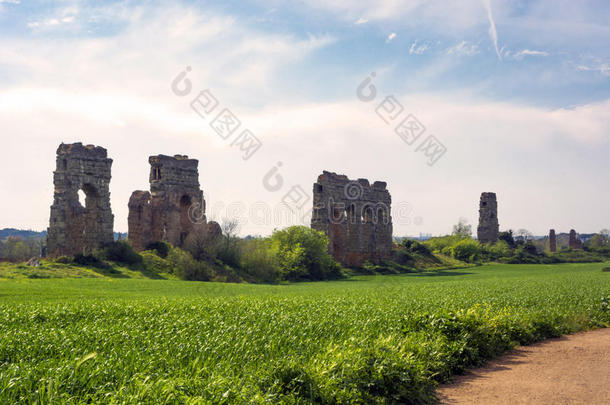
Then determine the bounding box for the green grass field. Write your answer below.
[0,262,608,404]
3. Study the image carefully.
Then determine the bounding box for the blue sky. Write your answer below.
[0,0,608,236]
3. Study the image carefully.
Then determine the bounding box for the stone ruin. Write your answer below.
[47,143,115,256]
[549,229,557,252]
[477,192,499,244]
[311,171,392,267]
[568,229,583,249]
[128,154,219,251]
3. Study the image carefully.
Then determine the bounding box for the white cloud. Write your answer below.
[409,40,429,55]
[354,17,368,25]
[26,6,78,29]
[446,41,479,56]
[386,32,396,43]
[483,0,501,60]
[577,63,610,76]
[513,49,549,60]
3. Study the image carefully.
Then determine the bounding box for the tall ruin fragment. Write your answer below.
[549,229,557,252]
[47,143,114,256]
[128,154,215,250]
[568,229,583,249]
[477,192,499,244]
[311,171,393,267]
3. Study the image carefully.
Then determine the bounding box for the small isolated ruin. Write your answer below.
[47,143,115,256]
[477,192,499,244]
[128,154,218,251]
[568,229,583,249]
[549,229,557,252]
[311,171,392,267]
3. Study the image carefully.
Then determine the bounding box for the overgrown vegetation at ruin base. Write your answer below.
[0,262,608,403]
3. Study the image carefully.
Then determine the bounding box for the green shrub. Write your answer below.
[450,239,481,263]
[484,240,511,261]
[167,247,212,281]
[73,254,109,269]
[98,241,143,265]
[402,239,431,255]
[217,244,241,268]
[54,256,72,264]
[141,251,174,274]
[498,230,517,248]
[393,249,413,265]
[270,226,341,281]
[424,235,465,252]
[553,249,603,263]
[240,238,279,283]
[145,241,171,258]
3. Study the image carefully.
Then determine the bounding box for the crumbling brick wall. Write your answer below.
[477,192,499,243]
[128,154,211,250]
[47,143,114,256]
[311,171,393,267]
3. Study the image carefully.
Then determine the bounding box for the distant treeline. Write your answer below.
[0,228,127,261]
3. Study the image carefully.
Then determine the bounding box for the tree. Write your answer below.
[515,229,533,242]
[586,231,610,250]
[498,230,516,248]
[184,225,221,261]
[270,226,341,281]
[240,238,279,282]
[452,218,472,237]
[217,218,241,267]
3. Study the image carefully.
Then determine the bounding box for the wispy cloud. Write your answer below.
[386,32,396,43]
[354,17,368,25]
[482,0,501,60]
[26,6,78,29]
[446,41,479,56]
[513,49,549,60]
[577,63,610,76]
[409,40,429,55]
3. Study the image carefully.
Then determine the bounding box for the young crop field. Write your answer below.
[0,263,608,404]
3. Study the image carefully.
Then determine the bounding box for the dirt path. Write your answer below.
[436,328,610,404]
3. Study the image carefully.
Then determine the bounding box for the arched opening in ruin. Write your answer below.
[377,206,387,225]
[179,194,192,245]
[346,203,356,224]
[153,166,162,181]
[79,183,101,253]
[78,189,86,207]
[363,205,374,223]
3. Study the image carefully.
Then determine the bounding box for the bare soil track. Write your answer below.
[436,328,610,404]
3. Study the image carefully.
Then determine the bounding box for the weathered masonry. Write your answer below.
[47,143,115,256]
[477,192,499,243]
[128,154,212,251]
[549,229,557,252]
[311,171,393,267]
[568,229,583,249]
